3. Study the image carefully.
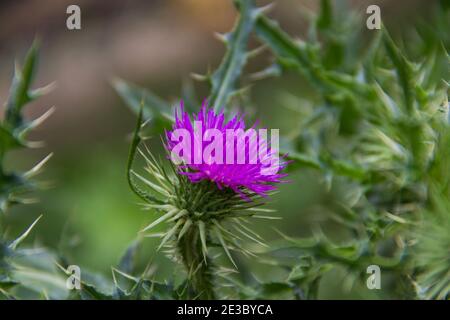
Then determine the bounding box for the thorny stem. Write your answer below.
[178,225,215,300]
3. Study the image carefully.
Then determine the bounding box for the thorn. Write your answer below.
[249,64,281,81]
[112,267,139,283]
[253,215,281,220]
[111,267,119,288]
[131,171,170,197]
[247,45,267,59]
[25,140,46,148]
[214,227,237,269]
[24,153,53,178]
[9,214,43,250]
[190,73,208,82]
[177,219,192,241]
[54,260,70,275]
[9,196,39,205]
[230,85,252,99]
[14,60,22,77]
[198,221,208,263]
[142,232,165,238]
[253,3,275,17]
[140,208,178,233]
[31,82,57,98]
[168,209,188,222]
[27,106,56,131]
[157,219,183,251]
[213,32,230,44]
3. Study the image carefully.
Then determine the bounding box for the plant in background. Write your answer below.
[2,0,446,301]
[0,41,53,213]
[249,0,449,299]
[0,42,62,299]
[116,0,449,300]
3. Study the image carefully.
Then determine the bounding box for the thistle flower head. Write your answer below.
[165,101,287,199]
[127,101,287,299]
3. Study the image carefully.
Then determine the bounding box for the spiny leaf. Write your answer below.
[5,40,39,128]
[208,0,257,111]
[254,15,329,90]
[383,29,415,111]
[118,239,141,275]
[112,77,173,122]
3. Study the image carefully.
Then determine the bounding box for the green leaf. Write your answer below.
[316,0,332,30]
[118,239,141,275]
[126,104,164,205]
[255,16,329,91]
[0,126,23,154]
[112,77,174,133]
[259,282,293,299]
[383,29,415,111]
[4,40,39,128]
[75,282,113,300]
[208,0,257,111]
[0,41,52,214]
[198,221,208,262]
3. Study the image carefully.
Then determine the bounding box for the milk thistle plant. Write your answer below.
[0,41,58,299]
[0,0,449,300]
[126,101,287,299]
[116,0,449,300]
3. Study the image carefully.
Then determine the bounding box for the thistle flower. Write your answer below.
[165,101,287,199]
[126,101,287,299]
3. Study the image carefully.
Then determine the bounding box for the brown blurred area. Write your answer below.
[0,0,236,148]
[0,0,430,149]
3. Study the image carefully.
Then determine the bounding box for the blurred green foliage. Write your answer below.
[0,41,65,299]
[1,0,449,300]
[115,0,449,299]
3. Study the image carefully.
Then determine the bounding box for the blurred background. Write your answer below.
[0,0,442,298]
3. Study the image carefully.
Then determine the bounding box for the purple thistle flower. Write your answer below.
[165,101,288,199]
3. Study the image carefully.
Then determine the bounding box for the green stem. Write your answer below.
[178,225,215,299]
